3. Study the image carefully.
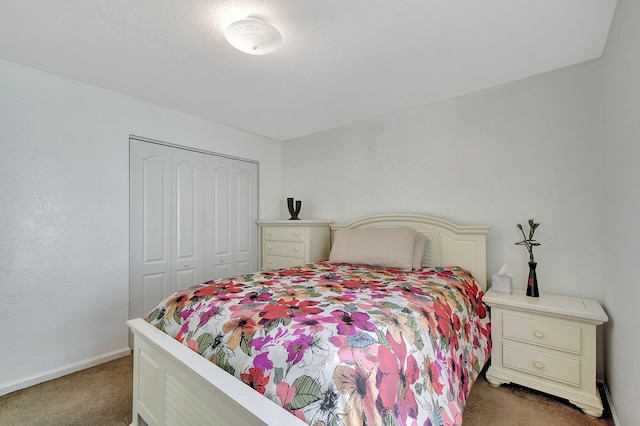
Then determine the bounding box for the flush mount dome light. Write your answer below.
[225,17,282,55]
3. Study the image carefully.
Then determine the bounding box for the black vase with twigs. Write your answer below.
[516,219,541,297]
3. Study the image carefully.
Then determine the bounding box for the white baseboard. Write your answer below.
[0,347,131,397]
[601,381,620,426]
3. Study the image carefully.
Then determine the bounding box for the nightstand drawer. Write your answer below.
[263,241,305,257]
[503,314,581,354]
[263,255,305,270]
[263,227,305,242]
[503,343,581,387]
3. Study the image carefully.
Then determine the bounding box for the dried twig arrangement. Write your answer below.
[516,219,541,263]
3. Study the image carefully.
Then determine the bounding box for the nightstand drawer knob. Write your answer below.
[533,329,544,338]
[534,360,544,369]
[267,231,272,236]
[293,248,299,253]
[292,232,299,237]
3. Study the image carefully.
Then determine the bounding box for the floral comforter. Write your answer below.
[146,262,491,426]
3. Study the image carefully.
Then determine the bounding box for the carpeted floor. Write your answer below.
[0,354,614,425]
[0,356,132,426]
[465,374,613,426]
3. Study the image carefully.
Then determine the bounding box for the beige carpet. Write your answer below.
[465,374,613,426]
[0,356,132,426]
[0,355,613,425]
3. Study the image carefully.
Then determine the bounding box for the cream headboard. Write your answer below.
[330,214,490,290]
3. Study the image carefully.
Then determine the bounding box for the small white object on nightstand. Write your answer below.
[492,264,513,294]
[484,288,608,418]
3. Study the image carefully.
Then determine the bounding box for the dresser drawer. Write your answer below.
[263,227,305,242]
[259,221,332,271]
[263,241,305,257]
[263,255,305,270]
[503,343,581,387]
[503,314,581,354]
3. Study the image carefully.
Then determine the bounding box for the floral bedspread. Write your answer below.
[146,262,491,426]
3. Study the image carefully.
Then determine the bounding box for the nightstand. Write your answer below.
[258,220,333,270]
[484,288,608,418]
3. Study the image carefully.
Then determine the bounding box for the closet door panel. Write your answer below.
[205,157,258,278]
[175,161,196,260]
[175,269,197,290]
[207,162,233,279]
[171,150,206,292]
[142,273,170,317]
[142,157,167,263]
[234,168,256,275]
[130,141,172,322]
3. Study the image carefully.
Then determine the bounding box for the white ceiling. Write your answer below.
[0,0,617,141]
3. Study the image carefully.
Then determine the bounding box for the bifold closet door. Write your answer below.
[171,148,206,290]
[231,159,258,275]
[206,156,258,279]
[130,139,258,322]
[129,141,172,322]
[129,140,206,321]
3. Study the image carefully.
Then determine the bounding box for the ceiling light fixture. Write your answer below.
[224,17,282,55]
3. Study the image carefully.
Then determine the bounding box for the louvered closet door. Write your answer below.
[206,156,258,279]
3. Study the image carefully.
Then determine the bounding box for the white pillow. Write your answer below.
[412,233,428,270]
[329,227,417,271]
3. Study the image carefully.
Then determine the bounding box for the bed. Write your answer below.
[127,214,491,426]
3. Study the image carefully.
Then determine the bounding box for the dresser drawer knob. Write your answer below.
[267,231,272,236]
[292,232,300,237]
[293,248,299,253]
[534,360,544,369]
[533,329,544,338]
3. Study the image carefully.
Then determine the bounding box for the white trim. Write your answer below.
[601,380,620,425]
[0,348,131,397]
[129,135,259,165]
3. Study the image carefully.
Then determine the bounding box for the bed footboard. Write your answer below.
[127,318,306,426]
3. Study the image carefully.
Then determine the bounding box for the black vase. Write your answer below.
[287,197,301,220]
[526,261,539,297]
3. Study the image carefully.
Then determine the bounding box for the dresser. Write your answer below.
[258,220,333,270]
[484,289,608,418]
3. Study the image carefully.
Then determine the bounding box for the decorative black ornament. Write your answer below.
[526,262,539,297]
[287,197,302,220]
